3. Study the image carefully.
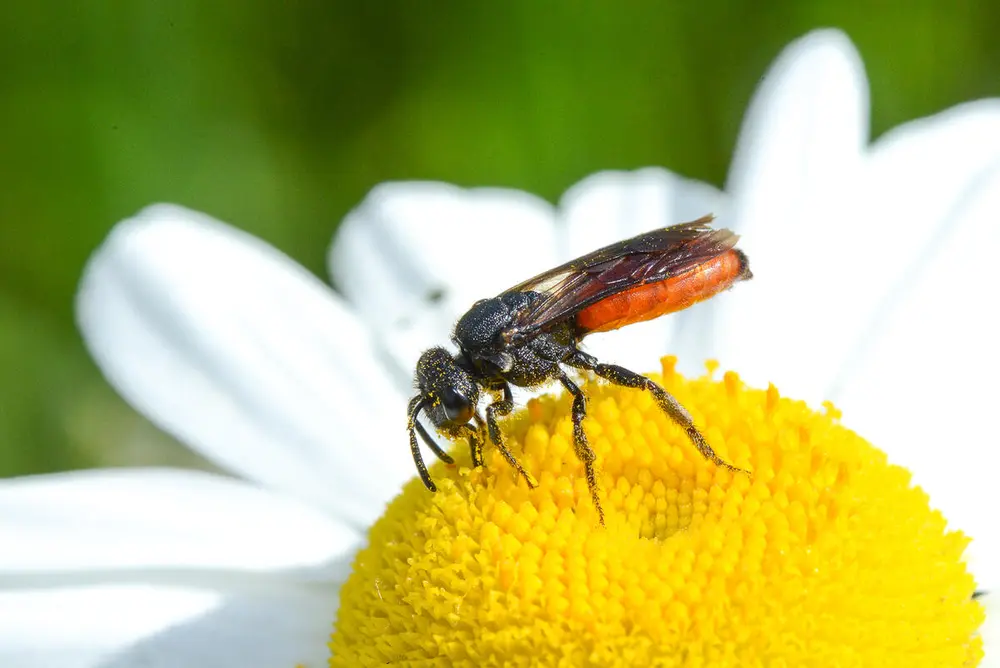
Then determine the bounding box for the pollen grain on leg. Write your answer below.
[330,358,984,667]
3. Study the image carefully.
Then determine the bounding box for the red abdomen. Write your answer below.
[575,249,749,334]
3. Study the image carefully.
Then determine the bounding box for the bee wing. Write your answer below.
[500,215,739,341]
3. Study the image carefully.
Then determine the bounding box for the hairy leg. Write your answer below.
[567,352,744,472]
[558,371,605,525]
[485,382,538,488]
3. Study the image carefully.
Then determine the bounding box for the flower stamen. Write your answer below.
[331,358,984,667]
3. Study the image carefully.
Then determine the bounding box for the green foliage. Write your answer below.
[2,1,998,476]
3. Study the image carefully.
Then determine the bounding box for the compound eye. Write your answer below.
[441,387,473,424]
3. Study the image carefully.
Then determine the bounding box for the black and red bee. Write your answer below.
[407,215,752,523]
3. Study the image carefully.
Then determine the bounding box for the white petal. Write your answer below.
[863,100,1000,260]
[558,168,730,374]
[833,165,1000,589]
[982,593,999,667]
[0,468,356,576]
[329,182,559,376]
[727,29,868,220]
[0,585,220,668]
[715,29,869,402]
[76,205,412,528]
[98,588,334,668]
[825,100,1000,393]
[558,168,729,257]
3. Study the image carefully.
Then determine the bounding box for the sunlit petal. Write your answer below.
[833,165,1000,589]
[0,468,356,575]
[716,29,869,402]
[824,100,1000,393]
[76,205,412,528]
[727,28,868,225]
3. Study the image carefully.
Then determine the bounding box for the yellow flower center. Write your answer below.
[330,358,984,667]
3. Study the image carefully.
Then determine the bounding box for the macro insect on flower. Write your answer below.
[408,215,752,524]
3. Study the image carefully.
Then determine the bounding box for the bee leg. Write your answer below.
[469,414,487,468]
[414,420,455,465]
[407,397,437,492]
[568,354,745,474]
[558,371,605,526]
[485,382,538,488]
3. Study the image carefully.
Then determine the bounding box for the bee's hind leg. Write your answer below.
[565,351,745,474]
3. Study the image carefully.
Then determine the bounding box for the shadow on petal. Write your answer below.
[99,588,338,668]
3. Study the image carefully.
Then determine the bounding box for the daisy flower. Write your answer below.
[2,28,998,667]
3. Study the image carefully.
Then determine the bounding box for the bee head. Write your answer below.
[413,347,480,429]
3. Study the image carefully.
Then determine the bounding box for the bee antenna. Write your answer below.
[407,395,428,421]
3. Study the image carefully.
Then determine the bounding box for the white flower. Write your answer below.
[2,28,998,667]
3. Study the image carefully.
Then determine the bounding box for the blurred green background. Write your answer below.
[2,2,998,477]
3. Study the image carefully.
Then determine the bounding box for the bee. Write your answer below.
[407,215,752,523]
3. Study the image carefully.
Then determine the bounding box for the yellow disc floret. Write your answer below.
[330,358,984,667]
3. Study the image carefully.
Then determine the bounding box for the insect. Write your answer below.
[406,214,752,524]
